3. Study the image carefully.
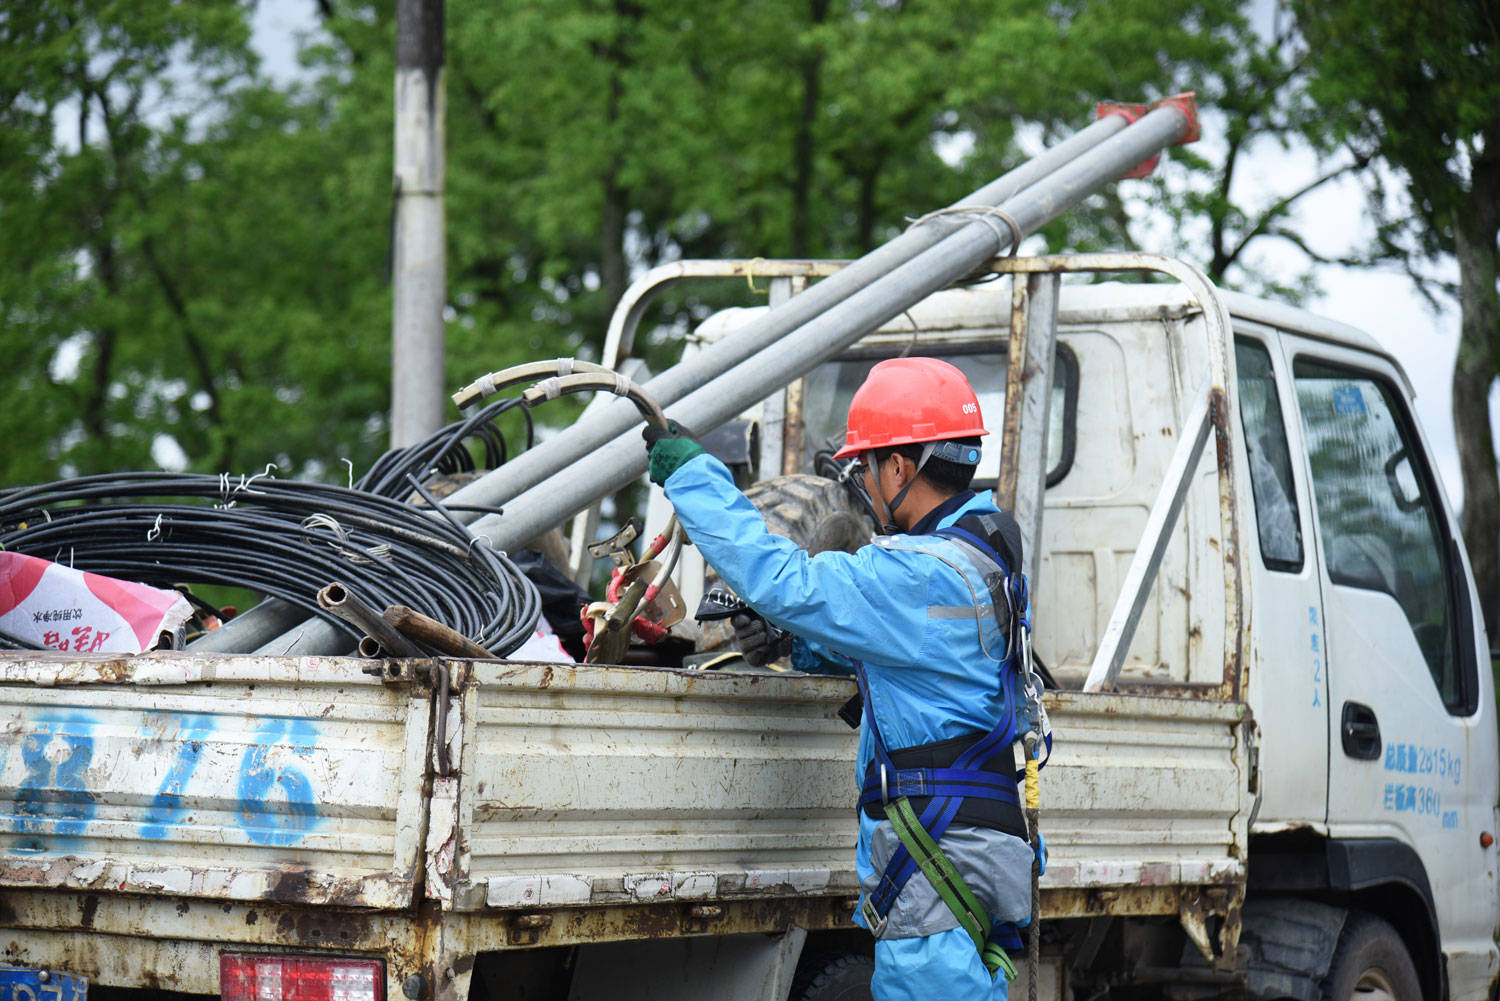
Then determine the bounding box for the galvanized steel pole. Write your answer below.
[256,101,1194,655]
[463,103,1194,553]
[391,0,447,448]
[440,117,1128,517]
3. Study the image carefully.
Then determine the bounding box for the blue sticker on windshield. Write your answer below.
[1332,385,1366,416]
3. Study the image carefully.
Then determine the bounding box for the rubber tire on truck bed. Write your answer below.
[792,952,876,1001]
[696,473,874,655]
[1168,897,1347,1001]
[1321,913,1421,1001]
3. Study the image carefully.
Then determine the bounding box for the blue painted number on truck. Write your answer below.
[13,713,97,852]
[5,711,321,849]
[237,717,321,847]
[141,712,217,839]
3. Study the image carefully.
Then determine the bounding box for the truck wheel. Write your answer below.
[792,952,875,1001]
[696,474,874,654]
[1321,913,1421,1001]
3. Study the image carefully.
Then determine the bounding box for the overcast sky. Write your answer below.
[251,0,1494,512]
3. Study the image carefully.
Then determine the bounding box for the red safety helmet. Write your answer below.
[833,357,989,459]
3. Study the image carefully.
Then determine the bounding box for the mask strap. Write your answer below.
[865,450,899,535]
[870,442,935,535]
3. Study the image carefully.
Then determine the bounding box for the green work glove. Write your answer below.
[642,421,705,485]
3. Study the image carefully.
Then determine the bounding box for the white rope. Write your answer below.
[215,463,278,509]
[905,205,1024,256]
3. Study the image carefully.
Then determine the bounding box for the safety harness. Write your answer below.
[855,510,1050,979]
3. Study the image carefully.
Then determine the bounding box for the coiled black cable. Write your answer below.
[0,472,541,655]
[357,396,534,501]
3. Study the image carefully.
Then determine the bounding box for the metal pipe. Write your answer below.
[384,603,494,658]
[441,116,1131,517]
[261,102,1194,654]
[460,104,1194,553]
[317,581,427,658]
[186,600,309,652]
[1082,382,1213,693]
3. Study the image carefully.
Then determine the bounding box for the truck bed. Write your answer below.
[0,654,1249,993]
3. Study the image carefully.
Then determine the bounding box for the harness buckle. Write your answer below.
[880,763,890,804]
[859,894,889,938]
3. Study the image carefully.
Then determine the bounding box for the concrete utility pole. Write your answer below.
[390,0,447,448]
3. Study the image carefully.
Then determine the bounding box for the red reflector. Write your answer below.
[1482,832,1495,849]
[221,954,383,1001]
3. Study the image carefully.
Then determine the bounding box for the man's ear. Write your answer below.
[889,450,913,487]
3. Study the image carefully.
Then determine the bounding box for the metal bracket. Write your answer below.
[588,517,643,567]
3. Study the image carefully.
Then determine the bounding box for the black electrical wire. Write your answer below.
[357,396,535,500]
[0,472,541,655]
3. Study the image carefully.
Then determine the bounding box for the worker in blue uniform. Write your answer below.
[643,357,1042,1000]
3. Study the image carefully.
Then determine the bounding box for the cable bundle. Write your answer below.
[0,471,541,655]
[358,396,534,501]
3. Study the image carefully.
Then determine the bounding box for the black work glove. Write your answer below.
[731,612,794,667]
[642,420,704,485]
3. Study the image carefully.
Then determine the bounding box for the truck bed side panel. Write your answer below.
[459,665,1248,911]
[0,656,429,908]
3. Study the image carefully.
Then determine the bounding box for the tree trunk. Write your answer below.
[1450,153,1500,638]
[601,171,626,318]
[789,0,830,257]
[855,164,878,253]
[598,0,639,319]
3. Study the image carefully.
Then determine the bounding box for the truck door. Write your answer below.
[1283,335,1494,974]
[1232,329,1329,826]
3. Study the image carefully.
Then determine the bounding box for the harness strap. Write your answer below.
[869,790,963,913]
[854,511,1044,976]
[858,767,1020,809]
[880,795,1019,981]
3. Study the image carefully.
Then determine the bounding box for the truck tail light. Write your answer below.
[221,954,383,1001]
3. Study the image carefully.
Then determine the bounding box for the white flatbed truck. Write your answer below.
[2,250,1495,1001]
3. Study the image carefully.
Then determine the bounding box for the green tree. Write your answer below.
[0,1,394,485]
[3,0,1358,499]
[0,2,254,481]
[1294,0,1500,633]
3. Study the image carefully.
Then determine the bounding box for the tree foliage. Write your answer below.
[0,1,392,485]
[1294,0,1500,633]
[0,0,1393,497]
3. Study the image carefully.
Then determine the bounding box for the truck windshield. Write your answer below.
[799,347,1075,485]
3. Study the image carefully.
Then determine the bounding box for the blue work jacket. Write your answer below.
[664,454,1032,937]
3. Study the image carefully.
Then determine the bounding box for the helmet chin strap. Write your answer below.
[868,443,936,535]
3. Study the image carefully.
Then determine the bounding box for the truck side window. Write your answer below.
[1293,359,1468,713]
[1234,339,1303,571]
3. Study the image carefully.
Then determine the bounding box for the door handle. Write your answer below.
[1341,701,1382,760]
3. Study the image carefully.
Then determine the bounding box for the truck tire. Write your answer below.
[791,952,875,1001]
[1169,897,1346,1000]
[696,474,874,654]
[1321,913,1421,1001]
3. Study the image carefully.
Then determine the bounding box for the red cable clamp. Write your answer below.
[1096,91,1199,179]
